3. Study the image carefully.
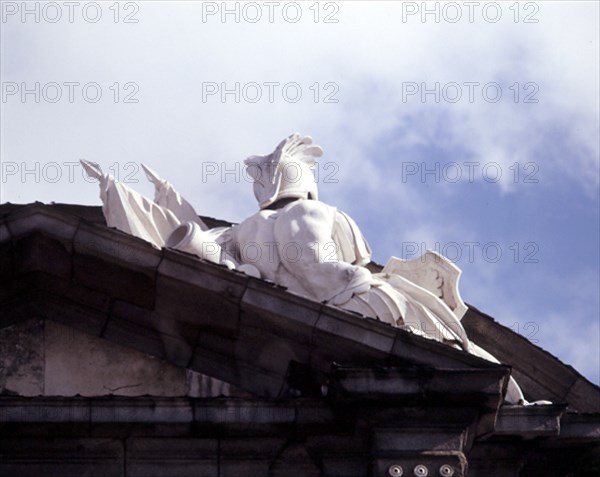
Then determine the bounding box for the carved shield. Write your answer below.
[381,251,468,320]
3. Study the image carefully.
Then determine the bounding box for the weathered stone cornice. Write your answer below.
[0,203,502,401]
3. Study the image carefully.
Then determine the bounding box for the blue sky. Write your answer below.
[1,1,598,384]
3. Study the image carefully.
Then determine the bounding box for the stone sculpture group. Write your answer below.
[82,133,534,404]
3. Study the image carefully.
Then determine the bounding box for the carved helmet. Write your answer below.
[244,133,323,209]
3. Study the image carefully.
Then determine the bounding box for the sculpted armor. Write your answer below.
[244,134,321,209]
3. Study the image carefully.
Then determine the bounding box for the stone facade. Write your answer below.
[1,318,234,398]
[1,203,599,476]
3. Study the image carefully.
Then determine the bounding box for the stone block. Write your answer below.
[72,252,155,309]
[560,412,600,439]
[220,438,284,477]
[294,401,337,428]
[12,233,72,279]
[90,398,193,424]
[103,315,166,363]
[190,332,237,374]
[188,337,287,398]
[126,437,218,477]
[73,220,162,271]
[269,442,322,477]
[185,371,232,398]
[306,435,368,477]
[240,279,321,345]
[45,321,187,397]
[235,320,311,380]
[0,318,44,396]
[158,248,248,301]
[311,305,395,368]
[41,298,108,337]
[47,203,105,224]
[2,205,79,243]
[154,274,241,337]
[372,428,466,452]
[564,376,600,413]
[495,404,564,437]
[390,327,489,370]
[193,400,296,430]
[71,221,161,309]
[219,459,271,477]
[0,397,93,437]
[0,238,12,283]
[0,437,124,477]
[62,281,112,314]
[0,295,46,329]
[319,457,368,477]
[0,219,11,244]
[467,443,526,477]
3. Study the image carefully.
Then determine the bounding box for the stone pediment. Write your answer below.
[1,203,597,409]
[0,203,507,397]
[1,202,600,476]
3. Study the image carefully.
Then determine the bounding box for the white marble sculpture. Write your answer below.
[81,133,537,404]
